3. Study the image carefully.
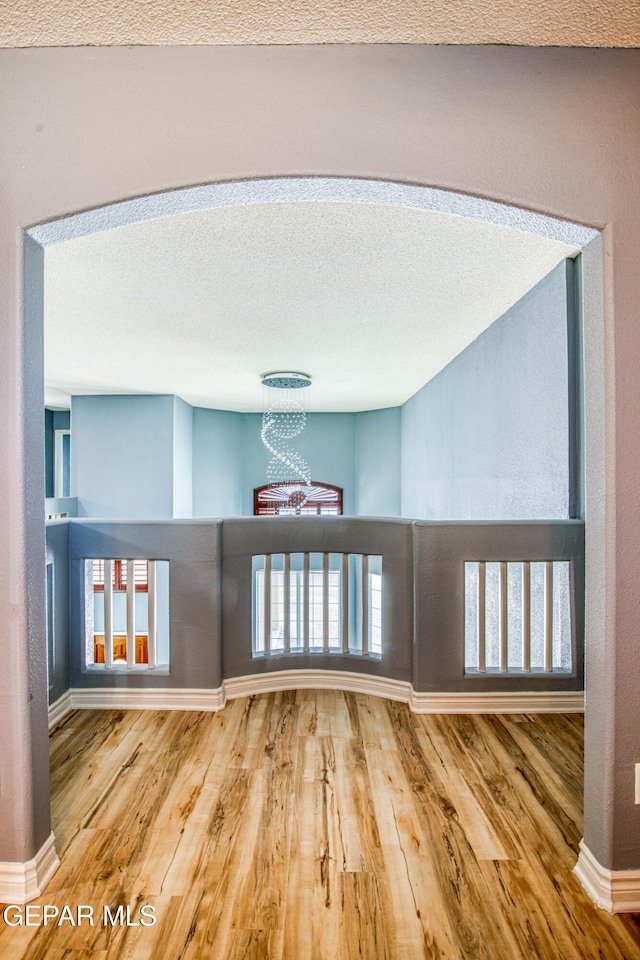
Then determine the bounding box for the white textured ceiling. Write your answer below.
[2,0,639,46]
[44,202,578,413]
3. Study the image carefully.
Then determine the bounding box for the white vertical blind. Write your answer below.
[126,559,135,668]
[522,561,531,672]
[263,554,272,657]
[147,559,157,669]
[465,559,570,674]
[283,552,291,654]
[341,553,350,654]
[361,554,369,656]
[477,561,486,673]
[252,553,382,660]
[103,559,114,669]
[322,552,330,654]
[303,552,310,653]
[499,561,508,672]
[544,560,554,672]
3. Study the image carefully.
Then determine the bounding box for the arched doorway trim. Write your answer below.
[27,176,598,249]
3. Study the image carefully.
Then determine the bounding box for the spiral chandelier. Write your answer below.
[260,372,312,512]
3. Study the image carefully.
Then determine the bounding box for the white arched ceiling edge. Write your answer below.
[27,177,598,248]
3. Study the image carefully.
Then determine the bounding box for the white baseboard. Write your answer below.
[574,840,640,913]
[0,832,60,904]
[410,689,585,714]
[224,669,413,704]
[49,674,584,722]
[69,686,227,713]
[48,690,73,729]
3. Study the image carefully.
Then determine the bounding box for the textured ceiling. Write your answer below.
[1,0,638,47]
[44,202,578,413]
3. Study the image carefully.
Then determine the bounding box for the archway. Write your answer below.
[24,174,603,903]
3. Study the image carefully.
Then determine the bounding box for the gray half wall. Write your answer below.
[53,516,583,697]
[412,520,584,693]
[46,520,70,704]
[221,516,414,681]
[68,520,222,690]
[44,409,54,499]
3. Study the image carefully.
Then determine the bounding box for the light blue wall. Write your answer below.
[241,412,357,515]
[72,394,176,518]
[192,407,243,517]
[71,262,570,523]
[355,407,401,517]
[172,397,193,519]
[73,398,366,520]
[401,263,570,520]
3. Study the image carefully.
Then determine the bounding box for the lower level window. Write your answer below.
[464,560,572,674]
[84,558,170,670]
[253,552,382,658]
[93,633,149,665]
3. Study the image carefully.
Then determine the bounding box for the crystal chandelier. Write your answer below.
[260,372,312,510]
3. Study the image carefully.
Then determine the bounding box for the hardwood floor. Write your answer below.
[2,691,640,959]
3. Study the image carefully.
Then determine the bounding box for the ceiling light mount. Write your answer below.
[261,371,312,390]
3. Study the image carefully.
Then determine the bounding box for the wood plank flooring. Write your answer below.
[2,691,640,959]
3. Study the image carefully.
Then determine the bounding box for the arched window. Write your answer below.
[254,482,343,516]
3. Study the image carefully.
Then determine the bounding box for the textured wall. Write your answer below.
[45,521,69,704]
[2,45,640,876]
[68,520,222,690]
[241,412,357,516]
[72,395,176,518]
[355,408,401,518]
[194,406,401,519]
[192,407,244,518]
[401,263,570,521]
[0,0,638,47]
[172,396,193,519]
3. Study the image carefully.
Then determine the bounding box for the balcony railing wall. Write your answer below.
[45,516,585,703]
[222,518,414,683]
[413,521,584,693]
[68,520,222,691]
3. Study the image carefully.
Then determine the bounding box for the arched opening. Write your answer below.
[2,42,637,929]
[24,177,604,915]
[31,176,597,525]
